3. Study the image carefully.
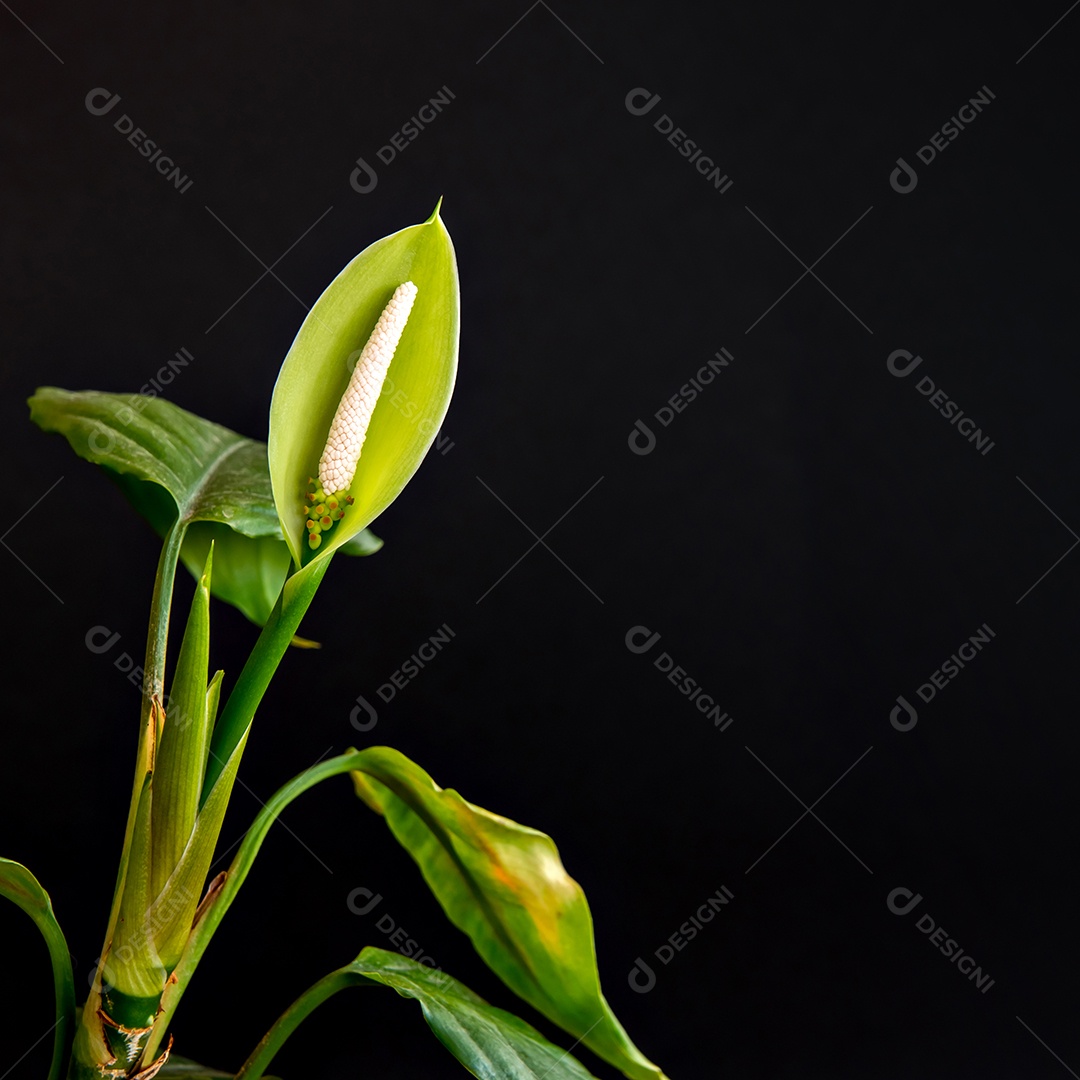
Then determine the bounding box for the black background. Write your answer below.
[2,2,1079,1077]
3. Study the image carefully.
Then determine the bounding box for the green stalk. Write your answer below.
[113,519,187,905]
[134,557,332,1066]
[70,519,186,1078]
[235,969,362,1080]
[201,556,331,801]
[79,551,331,1075]
[142,746,362,1063]
[0,859,77,1080]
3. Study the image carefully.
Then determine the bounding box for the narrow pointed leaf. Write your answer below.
[177,524,291,626]
[0,858,76,1080]
[152,545,213,899]
[153,722,251,970]
[79,668,170,1069]
[206,669,224,742]
[236,947,600,1080]
[269,202,459,567]
[351,748,669,1080]
[108,771,164,1001]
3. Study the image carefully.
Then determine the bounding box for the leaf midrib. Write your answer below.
[175,438,247,524]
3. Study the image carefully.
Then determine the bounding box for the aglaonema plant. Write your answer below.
[5,202,670,1080]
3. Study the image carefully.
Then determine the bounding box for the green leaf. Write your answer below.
[144,748,668,1078]
[235,947,600,1080]
[28,388,279,537]
[106,720,252,1006]
[178,524,289,627]
[29,388,383,626]
[152,545,214,901]
[107,548,249,1014]
[108,770,161,1000]
[351,748,669,1080]
[340,527,384,557]
[269,201,459,568]
[0,858,76,1080]
[144,742,364,1062]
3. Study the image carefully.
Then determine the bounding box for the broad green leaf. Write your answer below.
[106,464,292,629]
[235,947,599,1080]
[351,748,668,1080]
[29,388,382,626]
[28,388,279,537]
[269,201,459,568]
[0,858,76,1080]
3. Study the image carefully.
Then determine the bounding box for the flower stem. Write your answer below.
[142,745,360,1066]
[235,969,358,1080]
[71,518,187,1077]
[201,556,332,800]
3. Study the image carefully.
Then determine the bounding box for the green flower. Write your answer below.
[269,202,459,570]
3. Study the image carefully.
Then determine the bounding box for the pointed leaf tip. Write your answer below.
[349,747,670,1080]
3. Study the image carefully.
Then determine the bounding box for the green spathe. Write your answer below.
[269,201,459,568]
